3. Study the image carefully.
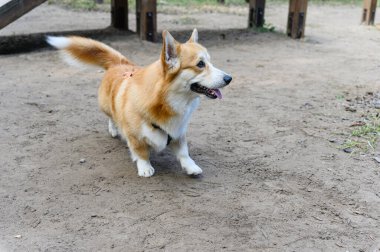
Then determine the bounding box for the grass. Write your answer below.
[341,139,362,150]
[352,123,380,137]
[48,0,249,11]
[335,94,345,101]
[48,0,97,10]
[341,115,380,153]
[160,0,244,6]
[252,23,276,33]
[48,0,367,11]
[173,16,199,25]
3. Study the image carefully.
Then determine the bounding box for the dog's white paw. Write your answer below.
[138,166,155,177]
[137,160,155,177]
[185,164,203,175]
[181,158,203,175]
[108,119,118,138]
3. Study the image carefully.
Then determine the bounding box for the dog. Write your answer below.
[47,29,232,177]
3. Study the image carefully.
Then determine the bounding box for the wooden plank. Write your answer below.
[248,0,266,28]
[136,0,157,42]
[362,0,377,25]
[111,0,128,30]
[287,0,308,39]
[0,0,46,29]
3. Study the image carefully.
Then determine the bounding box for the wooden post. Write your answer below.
[136,0,157,42]
[0,0,46,29]
[111,0,128,30]
[287,0,308,39]
[362,0,377,25]
[248,0,266,28]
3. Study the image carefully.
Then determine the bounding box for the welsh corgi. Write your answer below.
[47,29,232,177]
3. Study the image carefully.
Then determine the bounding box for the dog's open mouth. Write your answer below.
[190,83,222,99]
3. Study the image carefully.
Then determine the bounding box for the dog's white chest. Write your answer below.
[141,97,199,152]
[163,97,200,139]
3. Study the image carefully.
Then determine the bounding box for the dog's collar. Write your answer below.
[152,123,172,146]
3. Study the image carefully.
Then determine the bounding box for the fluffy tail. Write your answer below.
[46,36,133,69]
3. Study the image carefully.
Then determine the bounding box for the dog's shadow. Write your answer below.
[150,150,202,179]
[111,134,202,178]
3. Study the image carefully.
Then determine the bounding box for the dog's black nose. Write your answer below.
[223,75,232,85]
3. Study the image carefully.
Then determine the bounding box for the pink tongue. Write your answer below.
[213,89,222,99]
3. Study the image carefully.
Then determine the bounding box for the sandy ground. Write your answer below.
[0,2,248,36]
[1,2,380,252]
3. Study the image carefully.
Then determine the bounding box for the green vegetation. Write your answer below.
[352,123,380,138]
[48,0,365,12]
[48,0,97,10]
[252,23,276,33]
[341,115,380,153]
[335,94,345,101]
[174,16,199,25]
[341,139,362,150]
[159,0,244,6]
[47,0,243,11]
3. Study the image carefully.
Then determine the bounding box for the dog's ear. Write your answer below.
[187,28,198,43]
[161,30,179,71]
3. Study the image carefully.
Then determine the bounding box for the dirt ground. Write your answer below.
[1,2,380,252]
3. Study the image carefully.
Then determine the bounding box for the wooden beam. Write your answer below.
[136,0,157,42]
[248,0,266,28]
[287,0,308,39]
[0,0,46,29]
[111,0,128,30]
[362,0,377,25]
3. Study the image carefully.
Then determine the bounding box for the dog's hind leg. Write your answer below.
[108,119,119,138]
[127,135,155,177]
[170,136,203,176]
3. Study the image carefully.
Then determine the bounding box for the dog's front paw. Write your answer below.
[137,160,155,177]
[186,164,203,176]
[138,167,155,177]
[181,158,203,175]
[108,119,118,138]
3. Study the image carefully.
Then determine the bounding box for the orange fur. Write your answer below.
[66,36,133,69]
[47,30,231,177]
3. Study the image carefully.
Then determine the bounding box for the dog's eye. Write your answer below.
[196,60,205,68]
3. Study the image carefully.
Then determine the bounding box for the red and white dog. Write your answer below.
[47,29,232,177]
